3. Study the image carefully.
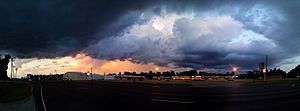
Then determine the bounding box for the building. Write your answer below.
[25,74,63,81]
[64,72,88,80]
[115,75,145,80]
[104,75,116,80]
[171,76,204,80]
[88,74,104,80]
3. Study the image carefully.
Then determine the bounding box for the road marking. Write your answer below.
[151,98,195,104]
[40,85,48,111]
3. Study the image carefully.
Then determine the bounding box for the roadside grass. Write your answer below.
[134,82,191,87]
[242,79,300,87]
[0,81,32,103]
[103,80,192,87]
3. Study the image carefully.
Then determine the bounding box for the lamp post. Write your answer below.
[90,67,93,80]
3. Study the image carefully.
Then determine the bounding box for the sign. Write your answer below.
[259,63,264,70]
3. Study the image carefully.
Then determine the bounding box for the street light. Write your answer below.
[262,68,266,73]
[155,67,159,71]
[231,67,239,78]
[232,67,238,72]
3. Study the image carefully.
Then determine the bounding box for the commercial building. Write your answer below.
[104,75,116,80]
[115,75,145,80]
[63,72,88,80]
[88,74,104,80]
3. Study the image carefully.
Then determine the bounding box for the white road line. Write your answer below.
[40,85,48,111]
[151,98,195,104]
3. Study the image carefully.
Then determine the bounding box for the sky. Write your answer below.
[1,0,300,77]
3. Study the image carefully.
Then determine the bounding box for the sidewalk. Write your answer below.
[0,96,36,111]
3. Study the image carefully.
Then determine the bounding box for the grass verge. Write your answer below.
[134,82,191,87]
[0,81,32,103]
[103,80,192,87]
[242,79,300,87]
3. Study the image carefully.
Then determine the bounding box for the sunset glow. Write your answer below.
[2,0,300,78]
[11,53,183,77]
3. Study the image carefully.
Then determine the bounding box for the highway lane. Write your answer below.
[31,81,300,111]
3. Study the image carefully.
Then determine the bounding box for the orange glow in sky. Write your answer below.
[155,67,160,71]
[11,53,182,77]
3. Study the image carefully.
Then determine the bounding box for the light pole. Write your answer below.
[90,67,93,80]
[10,58,14,79]
[265,55,268,81]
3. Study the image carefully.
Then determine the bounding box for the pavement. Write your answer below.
[31,80,300,111]
[0,96,36,111]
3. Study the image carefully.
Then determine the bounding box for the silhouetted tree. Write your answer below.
[199,71,209,76]
[124,72,131,75]
[178,70,198,76]
[156,72,162,76]
[170,70,175,76]
[0,55,11,80]
[132,72,137,76]
[287,65,300,78]
[269,68,286,76]
[145,71,154,79]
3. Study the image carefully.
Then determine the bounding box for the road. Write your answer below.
[31,80,300,111]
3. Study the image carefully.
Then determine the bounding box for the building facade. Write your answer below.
[64,72,88,80]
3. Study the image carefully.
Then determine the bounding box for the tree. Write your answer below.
[269,68,286,76]
[132,72,137,76]
[0,55,11,80]
[156,72,162,76]
[145,71,153,79]
[170,70,175,76]
[287,65,300,78]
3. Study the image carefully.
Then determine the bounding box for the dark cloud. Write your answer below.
[1,0,300,72]
[84,0,300,72]
[0,0,157,58]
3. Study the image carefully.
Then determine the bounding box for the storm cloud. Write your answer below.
[1,0,300,71]
[0,0,156,58]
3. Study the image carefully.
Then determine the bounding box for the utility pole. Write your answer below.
[15,68,18,78]
[265,55,268,81]
[90,67,93,80]
[10,58,14,79]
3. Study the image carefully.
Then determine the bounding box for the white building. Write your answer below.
[63,72,88,80]
[116,75,145,80]
[88,74,104,80]
[104,75,116,80]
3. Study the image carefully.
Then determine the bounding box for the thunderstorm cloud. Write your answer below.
[1,0,300,71]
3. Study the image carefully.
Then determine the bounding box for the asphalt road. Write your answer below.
[31,80,300,111]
